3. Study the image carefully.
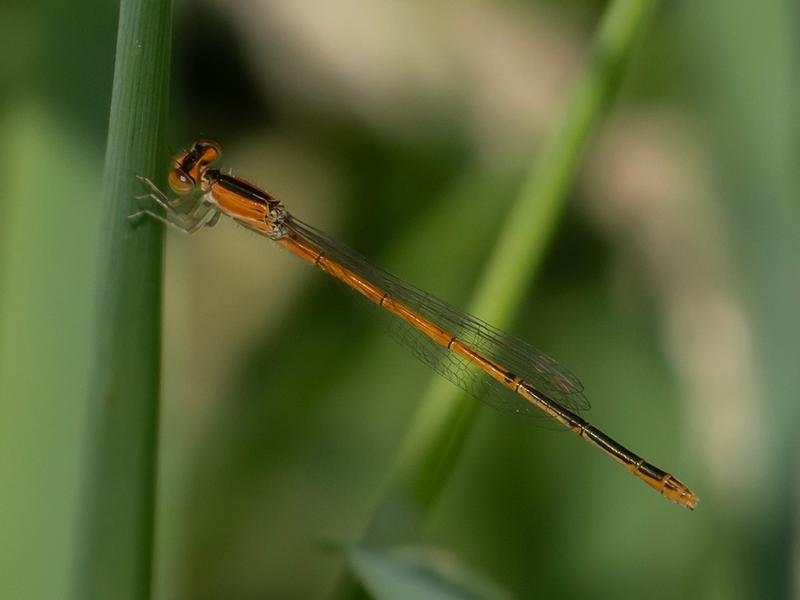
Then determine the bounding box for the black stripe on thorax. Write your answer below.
[212,171,277,206]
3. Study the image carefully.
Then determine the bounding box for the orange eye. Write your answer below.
[168,169,195,194]
[195,139,221,164]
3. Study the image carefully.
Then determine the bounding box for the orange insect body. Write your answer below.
[133,140,699,510]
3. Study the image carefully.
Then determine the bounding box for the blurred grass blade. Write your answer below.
[72,0,172,599]
[361,0,658,545]
[345,545,511,600]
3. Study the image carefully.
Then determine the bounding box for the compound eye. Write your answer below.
[196,139,221,164]
[168,168,195,194]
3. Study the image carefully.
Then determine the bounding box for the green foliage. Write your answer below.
[345,545,511,600]
[3,0,798,599]
[72,1,172,599]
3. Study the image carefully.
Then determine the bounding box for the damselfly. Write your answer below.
[132,139,699,509]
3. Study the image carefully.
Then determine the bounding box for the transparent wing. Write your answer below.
[284,216,590,419]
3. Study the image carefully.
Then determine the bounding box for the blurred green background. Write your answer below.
[1,0,798,598]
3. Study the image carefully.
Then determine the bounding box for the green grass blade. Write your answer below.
[359,0,658,545]
[72,1,172,599]
[344,545,512,600]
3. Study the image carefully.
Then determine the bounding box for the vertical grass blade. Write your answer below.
[359,0,658,546]
[73,1,172,599]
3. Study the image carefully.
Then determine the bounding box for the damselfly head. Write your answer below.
[169,139,222,195]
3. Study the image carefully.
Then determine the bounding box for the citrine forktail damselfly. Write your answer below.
[131,139,699,510]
